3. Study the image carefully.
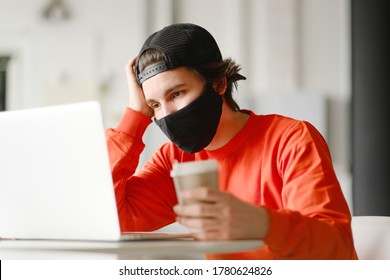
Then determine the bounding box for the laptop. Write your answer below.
[0,101,191,241]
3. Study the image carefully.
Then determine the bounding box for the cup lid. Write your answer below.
[170,159,219,177]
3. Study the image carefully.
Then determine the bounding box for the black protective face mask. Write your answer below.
[154,84,222,154]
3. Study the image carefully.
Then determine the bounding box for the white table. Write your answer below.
[0,239,264,259]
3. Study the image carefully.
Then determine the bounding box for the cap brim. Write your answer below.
[235,73,247,81]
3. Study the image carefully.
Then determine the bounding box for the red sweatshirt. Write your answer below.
[106,108,358,260]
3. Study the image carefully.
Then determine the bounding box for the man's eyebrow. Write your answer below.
[164,83,186,95]
[146,83,186,104]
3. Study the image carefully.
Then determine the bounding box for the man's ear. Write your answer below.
[212,77,227,95]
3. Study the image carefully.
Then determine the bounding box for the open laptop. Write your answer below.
[0,101,191,241]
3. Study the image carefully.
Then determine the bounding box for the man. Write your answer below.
[106,23,357,259]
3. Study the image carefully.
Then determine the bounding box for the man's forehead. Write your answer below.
[142,68,203,96]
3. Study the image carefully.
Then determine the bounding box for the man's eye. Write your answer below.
[172,91,181,98]
[150,103,160,110]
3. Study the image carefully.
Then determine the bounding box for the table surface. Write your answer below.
[0,238,264,260]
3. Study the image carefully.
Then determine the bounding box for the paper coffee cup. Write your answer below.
[170,160,219,205]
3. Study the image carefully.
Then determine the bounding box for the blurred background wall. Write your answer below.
[0,0,353,209]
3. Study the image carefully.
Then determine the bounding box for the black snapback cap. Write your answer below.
[136,23,223,84]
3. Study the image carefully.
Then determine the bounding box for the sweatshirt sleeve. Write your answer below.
[105,108,177,232]
[263,121,357,259]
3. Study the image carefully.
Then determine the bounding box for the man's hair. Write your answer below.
[138,48,243,111]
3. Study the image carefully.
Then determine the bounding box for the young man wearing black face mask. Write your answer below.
[106,23,357,260]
